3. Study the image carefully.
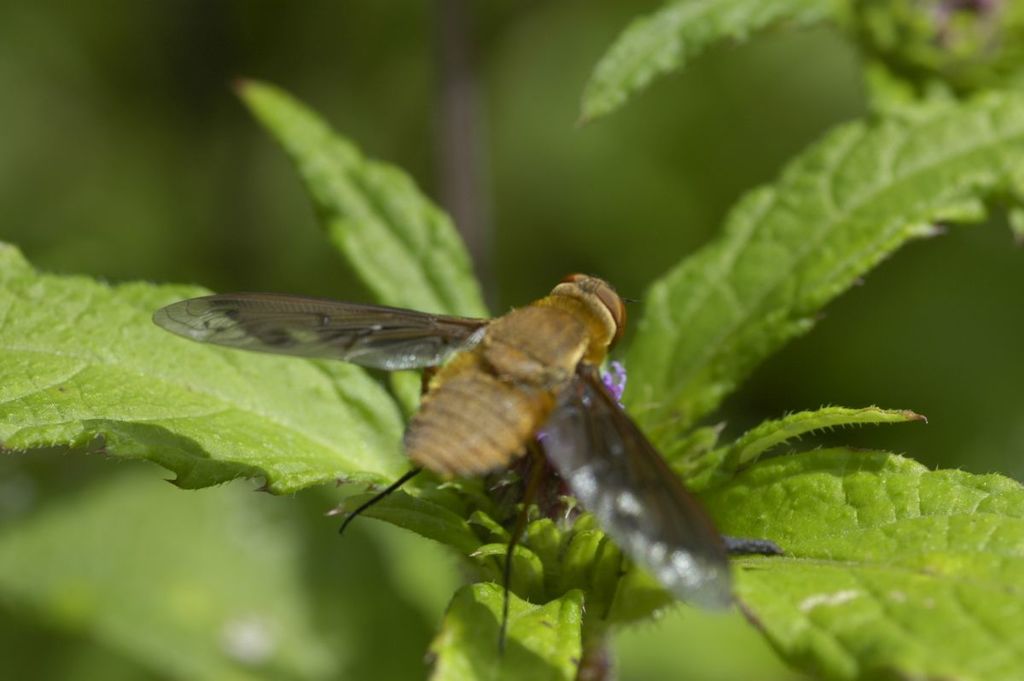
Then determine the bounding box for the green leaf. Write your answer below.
[705,449,1024,681]
[627,92,1024,443]
[0,465,434,681]
[468,509,512,544]
[470,544,545,602]
[580,0,839,123]
[684,406,925,488]
[428,584,584,681]
[660,423,724,471]
[339,489,482,555]
[524,518,562,582]
[237,79,488,318]
[0,243,406,493]
[722,406,924,468]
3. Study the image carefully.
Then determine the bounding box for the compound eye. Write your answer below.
[555,274,627,346]
[594,283,627,346]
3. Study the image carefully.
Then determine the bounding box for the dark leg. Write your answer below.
[723,536,784,556]
[337,468,422,536]
[499,446,547,654]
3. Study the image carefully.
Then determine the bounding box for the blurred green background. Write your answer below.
[1,1,1021,680]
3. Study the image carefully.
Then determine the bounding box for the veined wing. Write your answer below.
[153,293,488,370]
[541,366,732,608]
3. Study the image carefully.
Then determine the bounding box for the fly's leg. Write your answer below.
[499,443,547,654]
[722,536,783,556]
[337,468,423,536]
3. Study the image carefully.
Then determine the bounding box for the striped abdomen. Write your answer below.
[404,361,555,476]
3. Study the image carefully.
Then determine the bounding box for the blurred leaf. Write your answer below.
[861,58,956,118]
[614,606,802,681]
[0,243,406,493]
[0,609,161,681]
[850,0,1024,96]
[428,584,583,681]
[684,406,925,488]
[706,449,1024,681]
[390,371,425,417]
[0,466,433,681]
[1010,206,1024,244]
[627,92,1024,443]
[580,0,839,123]
[237,79,488,318]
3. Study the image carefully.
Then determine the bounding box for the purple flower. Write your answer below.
[601,360,627,405]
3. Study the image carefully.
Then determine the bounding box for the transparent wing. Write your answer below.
[541,366,732,608]
[153,293,488,370]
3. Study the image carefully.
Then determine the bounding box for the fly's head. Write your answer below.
[551,274,627,360]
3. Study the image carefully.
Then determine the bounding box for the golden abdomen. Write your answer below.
[404,367,554,476]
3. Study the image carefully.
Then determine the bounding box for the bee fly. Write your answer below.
[154,274,780,641]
